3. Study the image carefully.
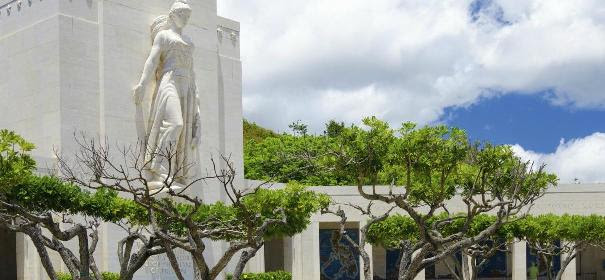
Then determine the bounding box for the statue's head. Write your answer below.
[149,0,192,43]
[169,0,192,28]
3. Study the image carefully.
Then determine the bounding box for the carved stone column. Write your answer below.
[294,221,320,279]
[462,253,473,280]
[512,239,527,280]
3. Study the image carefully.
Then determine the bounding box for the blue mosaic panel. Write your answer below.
[386,249,400,280]
[319,229,360,280]
[386,244,506,280]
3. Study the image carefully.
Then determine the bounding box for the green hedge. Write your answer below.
[57,272,72,280]
[227,271,292,280]
[56,272,119,280]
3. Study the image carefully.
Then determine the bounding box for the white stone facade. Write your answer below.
[3,1,605,280]
[0,0,243,279]
[246,181,605,280]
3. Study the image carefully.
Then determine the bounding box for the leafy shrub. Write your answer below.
[55,272,120,280]
[227,270,292,280]
[57,272,72,280]
[101,272,120,280]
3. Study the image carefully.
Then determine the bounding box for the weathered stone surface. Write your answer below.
[0,0,243,279]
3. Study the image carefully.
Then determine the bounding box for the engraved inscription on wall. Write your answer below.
[140,248,194,280]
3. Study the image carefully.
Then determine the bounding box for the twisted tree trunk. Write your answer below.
[23,225,58,280]
[77,227,91,280]
[397,241,413,280]
[232,245,263,280]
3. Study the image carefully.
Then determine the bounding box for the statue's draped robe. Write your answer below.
[138,30,200,183]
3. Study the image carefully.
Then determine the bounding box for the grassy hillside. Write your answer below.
[243,119,279,143]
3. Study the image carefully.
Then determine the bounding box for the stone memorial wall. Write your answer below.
[0,0,244,279]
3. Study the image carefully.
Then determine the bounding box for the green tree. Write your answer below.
[243,121,353,185]
[0,130,165,280]
[510,214,605,280]
[323,117,557,280]
[0,131,329,280]
[55,137,329,280]
[323,120,346,138]
[367,214,512,280]
[369,214,605,280]
[0,130,35,193]
[244,133,350,186]
[241,118,563,280]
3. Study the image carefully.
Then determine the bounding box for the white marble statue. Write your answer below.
[133,0,201,190]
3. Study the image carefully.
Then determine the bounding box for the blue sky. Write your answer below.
[450,0,605,155]
[444,93,605,154]
[219,0,605,182]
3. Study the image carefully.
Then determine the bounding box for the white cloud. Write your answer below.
[318,85,389,124]
[218,0,605,132]
[511,133,605,183]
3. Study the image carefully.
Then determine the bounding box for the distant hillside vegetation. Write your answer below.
[243,119,279,143]
[243,119,354,185]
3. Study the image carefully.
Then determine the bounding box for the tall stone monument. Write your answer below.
[0,0,244,279]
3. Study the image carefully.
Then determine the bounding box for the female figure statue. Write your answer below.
[133,0,200,190]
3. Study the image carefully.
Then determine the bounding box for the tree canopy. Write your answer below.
[3,116,599,280]
[0,129,329,280]
[243,120,355,185]
[248,117,557,280]
[367,213,605,280]
[0,130,36,193]
[367,214,605,249]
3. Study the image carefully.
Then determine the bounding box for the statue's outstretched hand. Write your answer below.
[133,83,144,104]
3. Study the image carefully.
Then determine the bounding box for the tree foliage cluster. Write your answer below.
[0,130,36,193]
[4,176,145,223]
[57,272,120,280]
[246,117,558,280]
[244,132,348,185]
[367,214,605,280]
[0,114,583,280]
[244,120,358,185]
[0,129,328,280]
[368,213,605,249]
